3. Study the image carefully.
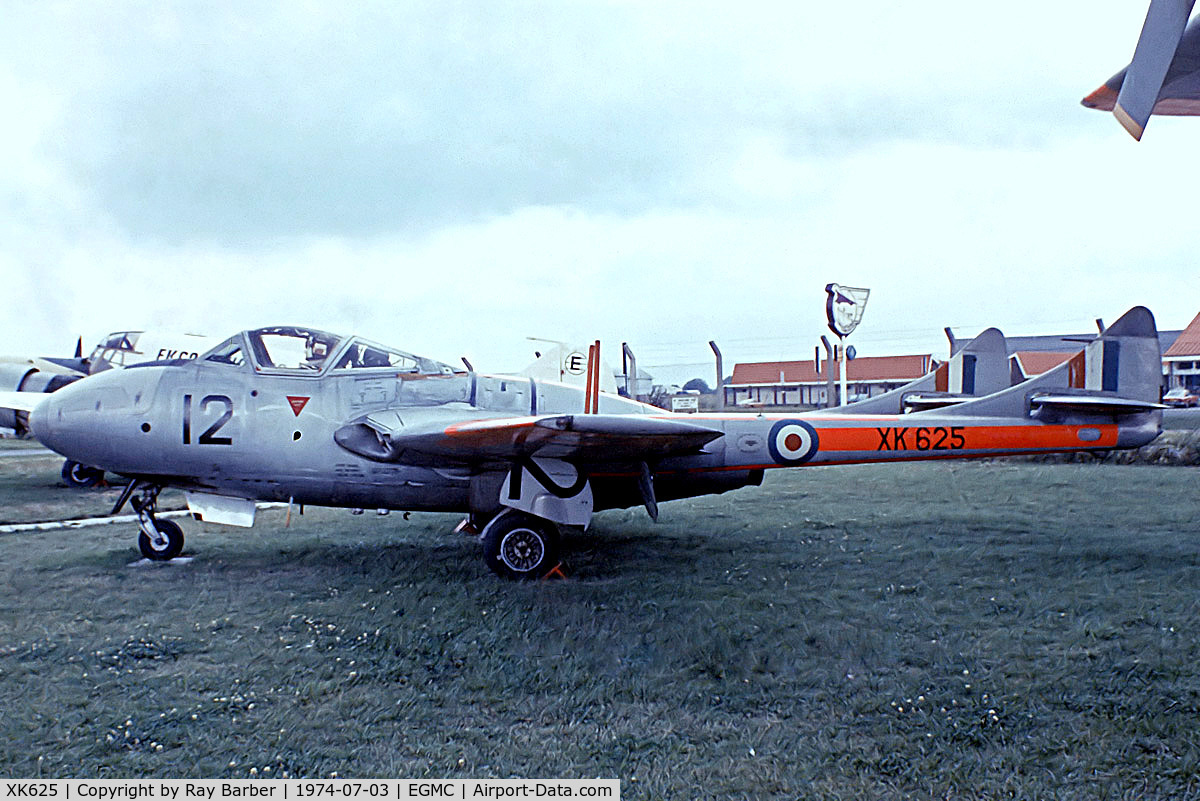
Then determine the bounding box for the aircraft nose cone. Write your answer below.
[25,373,136,467]
[26,366,166,473]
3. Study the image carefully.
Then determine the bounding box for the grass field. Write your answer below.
[1,454,1199,799]
[0,452,187,524]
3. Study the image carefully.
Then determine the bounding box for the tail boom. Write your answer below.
[684,411,1156,473]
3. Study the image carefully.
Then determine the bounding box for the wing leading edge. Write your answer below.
[0,391,46,414]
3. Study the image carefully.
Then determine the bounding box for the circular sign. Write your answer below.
[767,420,820,465]
[562,352,587,375]
[846,345,857,361]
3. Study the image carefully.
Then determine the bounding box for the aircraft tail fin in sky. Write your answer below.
[1083,0,1200,139]
[925,307,1162,424]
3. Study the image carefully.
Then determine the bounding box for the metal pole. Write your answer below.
[622,343,637,399]
[839,336,848,406]
[709,341,724,410]
[820,336,834,408]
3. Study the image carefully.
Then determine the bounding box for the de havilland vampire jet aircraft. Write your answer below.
[1,307,1164,580]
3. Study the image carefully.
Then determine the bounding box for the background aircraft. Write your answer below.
[6,309,1164,580]
[518,339,621,394]
[0,330,215,486]
[1082,0,1200,139]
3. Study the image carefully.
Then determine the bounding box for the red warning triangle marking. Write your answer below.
[287,396,310,416]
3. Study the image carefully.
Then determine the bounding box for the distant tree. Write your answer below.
[682,378,712,394]
[647,385,672,410]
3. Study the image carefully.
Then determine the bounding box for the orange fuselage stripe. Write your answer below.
[813,423,1118,452]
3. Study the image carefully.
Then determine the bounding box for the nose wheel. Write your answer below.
[138,518,184,561]
[130,484,184,561]
[61,460,106,489]
[480,510,561,580]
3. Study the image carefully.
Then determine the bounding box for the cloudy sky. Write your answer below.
[2,1,1196,382]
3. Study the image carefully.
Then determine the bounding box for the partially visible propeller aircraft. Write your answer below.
[1,308,1164,580]
[1082,0,1200,139]
[0,330,216,486]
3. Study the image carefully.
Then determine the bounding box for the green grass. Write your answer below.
[0,437,54,450]
[0,453,185,524]
[1,460,1199,799]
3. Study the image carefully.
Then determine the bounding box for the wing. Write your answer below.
[1082,1,1200,139]
[334,406,723,464]
[0,391,46,413]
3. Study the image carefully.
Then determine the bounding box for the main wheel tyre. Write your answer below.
[62,460,104,488]
[138,518,184,561]
[482,511,561,580]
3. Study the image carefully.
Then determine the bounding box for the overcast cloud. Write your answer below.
[1,1,1195,377]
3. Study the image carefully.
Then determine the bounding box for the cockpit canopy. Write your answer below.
[87,331,143,371]
[200,326,458,376]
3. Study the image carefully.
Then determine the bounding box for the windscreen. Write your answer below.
[246,327,343,372]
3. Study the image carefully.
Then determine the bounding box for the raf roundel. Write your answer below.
[767,420,819,465]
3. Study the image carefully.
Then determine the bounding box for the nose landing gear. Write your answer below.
[129,484,184,561]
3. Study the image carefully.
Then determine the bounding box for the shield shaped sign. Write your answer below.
[825,283,870,338]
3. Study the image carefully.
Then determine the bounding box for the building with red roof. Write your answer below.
[722,315,1192,410]
[1164,311,1200,389]
[725,354,935,408]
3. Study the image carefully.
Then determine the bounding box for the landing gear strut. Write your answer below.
[480,510,561,580]
[131,484,184,561]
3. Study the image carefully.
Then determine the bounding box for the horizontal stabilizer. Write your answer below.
[901,393,981,413]
[1030,393,1165,417]
[931,307,1162,419]
[335,409,723,464]
[826,327,1008,415]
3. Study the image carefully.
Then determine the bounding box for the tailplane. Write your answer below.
[827,327,1009,415]
[925,305,1160,421]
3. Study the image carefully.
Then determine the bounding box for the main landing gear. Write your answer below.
[128,483,184,561]
[480,509,562,581]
